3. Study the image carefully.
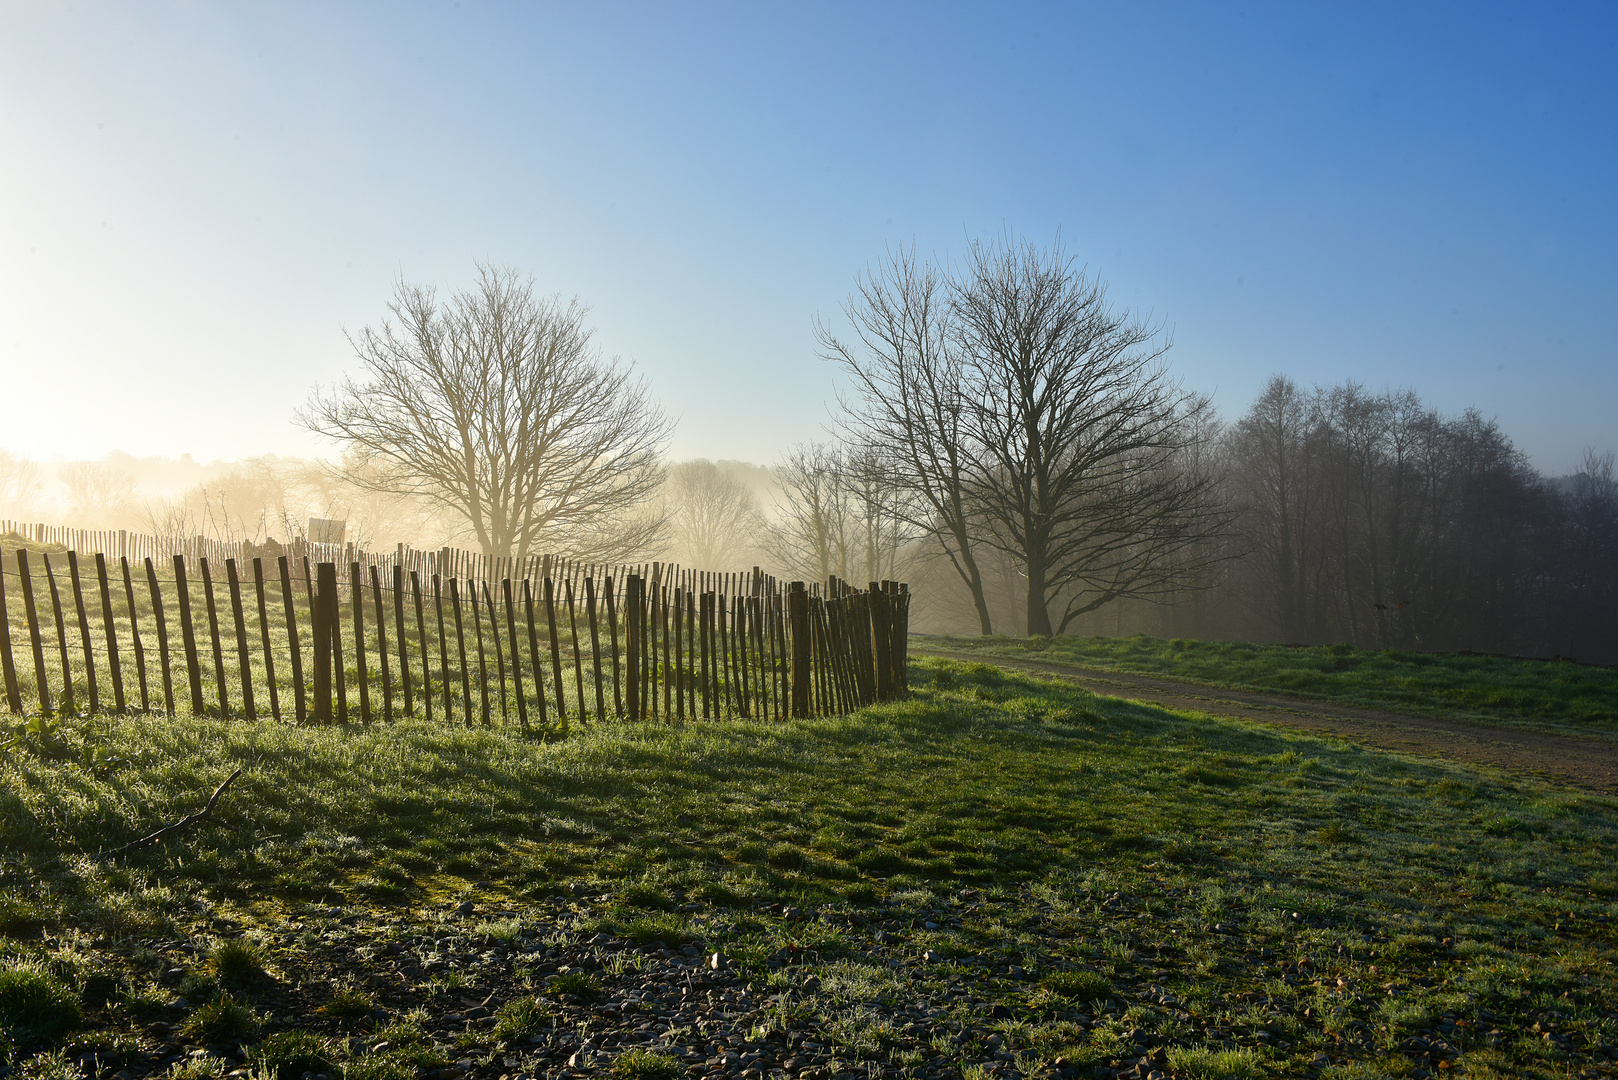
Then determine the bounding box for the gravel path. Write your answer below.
[913,648,1618,795]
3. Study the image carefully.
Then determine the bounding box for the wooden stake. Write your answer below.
[412,569,431,722]
[312,561,333,724]
[393,566,412,717]
[225,560,255,719]
[544,577,566,721]
[95,554,125,713]
[278,556,306,724]
[523,578,548,729]
[198,559,229,717]
[120,557,149,713]
[147,558,174,715]
[565,576,586,721]
[172,556,203,716]
[67,552,99,712]
[503,578,528,735]
[449,577,472,726]
[605,575,622,718]
[371,565,393,723]
[483,581,505,725]
[15,551,50,714]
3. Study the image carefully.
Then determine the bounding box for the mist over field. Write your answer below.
[6,12,1618,1080]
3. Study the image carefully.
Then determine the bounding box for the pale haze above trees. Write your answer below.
[300,264,672,560]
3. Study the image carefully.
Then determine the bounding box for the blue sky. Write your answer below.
[2,1,1614,473]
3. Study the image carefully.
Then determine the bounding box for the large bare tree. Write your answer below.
[952,235,1227,635]
[818,246,996,632]
[301,265,672,559]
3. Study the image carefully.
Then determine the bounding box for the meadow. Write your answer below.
[913,634,1618,739]
[0,657,1615,1080]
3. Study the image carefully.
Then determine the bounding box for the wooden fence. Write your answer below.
[0,528,910,726]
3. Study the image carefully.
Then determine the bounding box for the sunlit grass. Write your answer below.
[915,632,1618,736]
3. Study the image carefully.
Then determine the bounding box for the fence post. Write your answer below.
[225,559,255,719]
[254,559,281,723]
[350,562,371,724]
[523,578,548,730]
[146,558,174,715]
[279,556,306,724]
[371,565,393,724]
[16,552,50,714]
[789,582,810,718]
[67,552,99,713]
[624,575,640,720]
[312,561,334,724]
[412,570,431,723]
[585,577,607,720]
[0,549,23,714]
[199,558,229,718]
[544,577,567,722]
[394,565,412,717]
[120,557,149,713]
[172,556,205,716]
[95,554,126,713]
[503,578,528,736]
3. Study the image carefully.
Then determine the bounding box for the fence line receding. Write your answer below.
[0,521,910,725]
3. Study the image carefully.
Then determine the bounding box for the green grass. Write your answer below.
[914,632,1618,736]
[609,1047,683,1080]
[0,966,80,1046]
[253,1029,334,1080]
[1,656,1616,1077]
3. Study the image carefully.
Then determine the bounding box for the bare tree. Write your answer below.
[0,450,42,516]
[763,442,915,585]
[953,235,1227,635]
[1225,375,1318,640]
[663,459,760,568]
[59,461,139,526]
[762,443,853,582]
[300,264,672,559]
[819,246,996,631]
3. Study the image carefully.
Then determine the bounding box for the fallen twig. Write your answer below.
[99,767,243,859]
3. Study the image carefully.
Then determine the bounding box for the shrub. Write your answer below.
[492,997,548,1043]
[181,994,258,1044]
[209,941,265,989]
[622,914,690,946]
[166,1054,231,1080]
[341,1053,415,1080]
[314,986,374,1022]
[546,972,603,1002]
[0,965,81,1043]
[0,896,50,938]
[253,1030,334,1080]
[1039,970,1110,1002]
[1163,1045,1261,1080]
[19,1048,83,1080]
[610,1049,682,1080]
[617,884,674,910]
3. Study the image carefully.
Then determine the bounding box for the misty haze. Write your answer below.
[1,8,1615,1080]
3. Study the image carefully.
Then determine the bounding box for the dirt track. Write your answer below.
[913,648,1618,795]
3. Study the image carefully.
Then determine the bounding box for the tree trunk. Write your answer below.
[1026,554,1053,636]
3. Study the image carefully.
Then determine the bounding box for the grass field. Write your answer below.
[913,634,1618,738]
[2,657,1616,1080]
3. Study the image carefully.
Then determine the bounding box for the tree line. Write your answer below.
[820,237,1618,665]
[11,249,1607,663]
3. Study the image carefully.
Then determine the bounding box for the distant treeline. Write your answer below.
[919,376,1618,665]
